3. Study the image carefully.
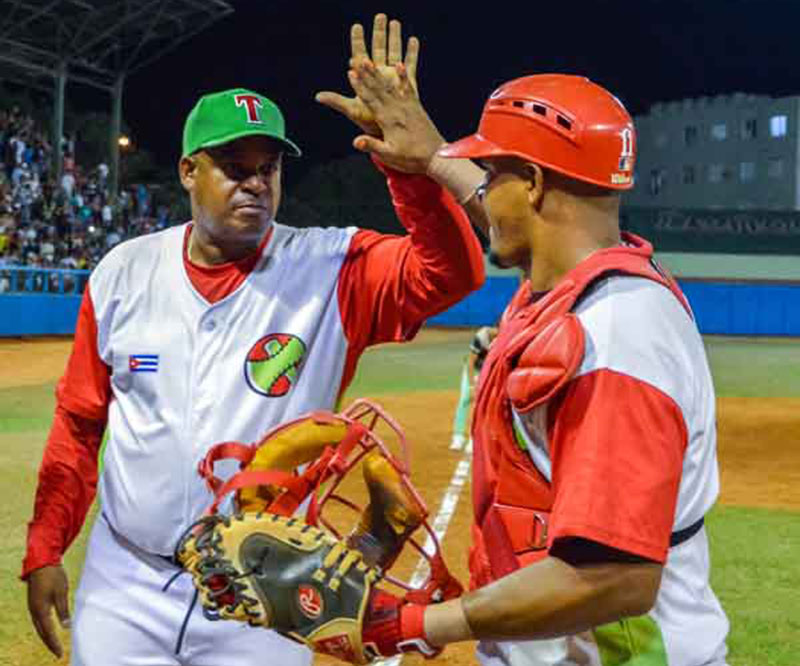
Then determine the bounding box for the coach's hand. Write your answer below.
[316,13,419,138]
[27,564,71,658]
[346,58,445,175]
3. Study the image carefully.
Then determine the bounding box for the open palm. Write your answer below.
[316,14,419,137]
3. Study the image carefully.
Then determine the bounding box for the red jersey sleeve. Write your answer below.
[546,369,688,563]
[21,286,111,579]
[337,161,485,392]
[56,287,112,420]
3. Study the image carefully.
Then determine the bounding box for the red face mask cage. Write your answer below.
[190,399,462,605]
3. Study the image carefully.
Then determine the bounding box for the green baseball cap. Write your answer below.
[182,87,301,158]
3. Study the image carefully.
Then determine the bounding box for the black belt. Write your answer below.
[100,513,195,655]
[101,512,180,565]
[670,517,704,547]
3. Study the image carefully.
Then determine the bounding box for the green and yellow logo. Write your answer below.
[244,333,307,397]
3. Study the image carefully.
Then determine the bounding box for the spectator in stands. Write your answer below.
[0,105,174,274]
[62,149,75,174]
[97,161,109,188]
[60,169,75,199]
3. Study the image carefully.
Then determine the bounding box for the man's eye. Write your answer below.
[257,163,277,178]
[221,163,247,180]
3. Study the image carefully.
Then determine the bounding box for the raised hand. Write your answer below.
[316,14,419,138]
[346,57,446,174]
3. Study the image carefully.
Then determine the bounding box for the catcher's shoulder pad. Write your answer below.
[506,314,585,413]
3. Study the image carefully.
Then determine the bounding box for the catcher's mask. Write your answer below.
[192,399,462,605]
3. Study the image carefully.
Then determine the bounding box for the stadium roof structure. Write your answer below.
[0,0,234,91]
[0,0,234,194]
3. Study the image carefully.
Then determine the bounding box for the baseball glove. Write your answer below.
[177,512,382,663]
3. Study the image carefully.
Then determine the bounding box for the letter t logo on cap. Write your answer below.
[235,94,263,124]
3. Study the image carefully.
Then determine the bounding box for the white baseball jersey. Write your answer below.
[481,276,729,666]
[91,222,358,554]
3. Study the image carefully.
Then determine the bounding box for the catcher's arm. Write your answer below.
[425,542,662,646]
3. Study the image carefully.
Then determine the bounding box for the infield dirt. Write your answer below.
[2,336,798,666]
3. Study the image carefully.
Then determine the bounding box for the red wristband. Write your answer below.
[362,590,440,660]
[398,603,439,657]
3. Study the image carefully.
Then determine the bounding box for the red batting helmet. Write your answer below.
[439,74,636,190]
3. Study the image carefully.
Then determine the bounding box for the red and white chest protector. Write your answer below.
[469,233,696,587]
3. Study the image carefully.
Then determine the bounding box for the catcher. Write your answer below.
[177,399,462,664]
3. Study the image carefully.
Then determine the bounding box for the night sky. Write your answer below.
[115,0,800,179]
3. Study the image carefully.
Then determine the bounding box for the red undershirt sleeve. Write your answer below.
[337,160,485,394]
[546,369,688,564]
[21,287,111,579]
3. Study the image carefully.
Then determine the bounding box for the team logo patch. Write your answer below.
[129,354,159,373]
[244,333,306,397]
[297,584,324,619]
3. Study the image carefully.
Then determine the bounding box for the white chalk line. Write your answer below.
[449,435,473,455]
[380,448,472,666]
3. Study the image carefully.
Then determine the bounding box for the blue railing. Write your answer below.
[2,268,799,337]
[0,266,90,295]
[0,267,89,336]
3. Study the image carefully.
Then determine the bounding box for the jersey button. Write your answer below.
[204,319,217,331]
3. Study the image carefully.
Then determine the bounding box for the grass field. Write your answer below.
[1,330,799,665]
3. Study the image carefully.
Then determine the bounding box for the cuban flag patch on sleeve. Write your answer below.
[129,354,159,373]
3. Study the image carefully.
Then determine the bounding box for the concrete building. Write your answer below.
[627,93,800,210]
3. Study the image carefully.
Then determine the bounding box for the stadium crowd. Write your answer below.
[0,105,171,292]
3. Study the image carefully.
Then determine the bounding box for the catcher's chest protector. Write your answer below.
[469,234,691,588]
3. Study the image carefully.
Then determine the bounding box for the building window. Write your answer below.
[683,125,698,146]
[768,158,784,178]
[649,169,665,195]
[710,123,727,141]
[739,162,756,182]
[741,118,757,139]
[708,164,724,183]
[682,165,696,184]
[770,115,788,137]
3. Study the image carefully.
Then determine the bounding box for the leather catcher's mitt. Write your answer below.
[177,512,380,663]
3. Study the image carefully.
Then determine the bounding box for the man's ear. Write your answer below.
[179,155,198,192]
[524,162,544,210]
